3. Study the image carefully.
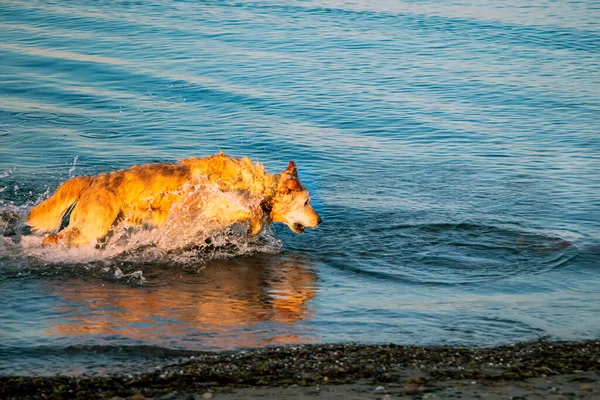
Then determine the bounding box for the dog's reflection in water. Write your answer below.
[45,255,317,349]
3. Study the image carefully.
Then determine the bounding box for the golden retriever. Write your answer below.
[27,153,321,246]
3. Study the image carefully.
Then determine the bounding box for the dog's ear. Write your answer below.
[284,160,297,176]
[285,179,302,192]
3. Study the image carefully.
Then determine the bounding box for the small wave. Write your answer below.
[0,344,199,377]
[0,344,204,359]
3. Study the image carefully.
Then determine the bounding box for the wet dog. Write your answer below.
[27,153,321,246]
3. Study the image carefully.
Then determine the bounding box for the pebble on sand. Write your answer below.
[404,383,421,395]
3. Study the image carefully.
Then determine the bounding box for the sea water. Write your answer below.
[0,0,599,375]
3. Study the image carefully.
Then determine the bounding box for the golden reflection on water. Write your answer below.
[45,255,318,349]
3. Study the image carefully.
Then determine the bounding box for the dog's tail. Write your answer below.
[27,176,92,233]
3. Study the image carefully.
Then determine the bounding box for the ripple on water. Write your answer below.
[52,114,93,126]
[323,219,576,286]
[15,111,93,126]
[14,111,59,122]
[78,129,125,139]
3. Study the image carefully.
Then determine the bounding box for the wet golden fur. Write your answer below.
[27,153,321,246]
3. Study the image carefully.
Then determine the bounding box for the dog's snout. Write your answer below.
[316,215,322,225]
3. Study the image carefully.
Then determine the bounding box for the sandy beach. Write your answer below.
[1,340,598,399]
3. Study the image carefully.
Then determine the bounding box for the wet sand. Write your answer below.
[1,340,598,399]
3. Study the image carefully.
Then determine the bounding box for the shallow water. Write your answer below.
[1,0,599,376]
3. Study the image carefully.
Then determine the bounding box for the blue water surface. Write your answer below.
[0,0,599,375]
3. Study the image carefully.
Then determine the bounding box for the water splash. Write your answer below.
[0,183,282,269]
[0,168,13,196]
[68,156,79,178]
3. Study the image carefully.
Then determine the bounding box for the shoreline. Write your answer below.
[1,340,598,399]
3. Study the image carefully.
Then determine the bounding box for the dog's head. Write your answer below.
[265,161,321,234]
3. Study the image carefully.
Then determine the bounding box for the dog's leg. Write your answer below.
[247,206,265,236]
[43,189,120,246]
[42,227,83,246]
